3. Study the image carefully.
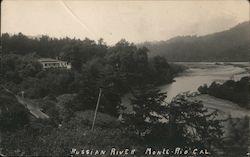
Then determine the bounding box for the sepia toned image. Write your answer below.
[0,0,249,156]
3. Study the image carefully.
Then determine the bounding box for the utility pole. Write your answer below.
[247,116,250,157]
[91,88,102,131]
[0,0,2,146]
[0,0,3,77]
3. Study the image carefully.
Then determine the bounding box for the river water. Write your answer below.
[159,62,250,138]
[160,62,250,102]
[121,62,250,138]
[122,62,250,114]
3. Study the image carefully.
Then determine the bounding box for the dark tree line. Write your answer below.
[198,77,250,108]
[122,88,223,150]
[0,33,227,156]
[0,33,185,119]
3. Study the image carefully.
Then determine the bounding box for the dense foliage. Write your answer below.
[223,116,249,157]
[1,112,138,157]
[0,89,225,156]
[0,34,185,118]
[122,86,168,139]
[198,77,250,108]
[0,88,30,132]
[123,90,224,149]
[0,33,236,156]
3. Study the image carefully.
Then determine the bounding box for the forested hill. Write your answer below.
[140,21,249,62]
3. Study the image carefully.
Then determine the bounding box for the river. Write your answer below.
[160,62,250,138]
[122,62,250,117]
[121,62,250,143]
[160,62,250,102]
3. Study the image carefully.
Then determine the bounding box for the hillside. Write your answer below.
[141,21,249,62]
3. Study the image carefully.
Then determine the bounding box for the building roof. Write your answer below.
[38,58,66,63]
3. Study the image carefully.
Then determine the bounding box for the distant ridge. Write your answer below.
[140,21,249,62]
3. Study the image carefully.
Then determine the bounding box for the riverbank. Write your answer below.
[188,94,250,141]
[160,62,250,102]
[189,94,250,119]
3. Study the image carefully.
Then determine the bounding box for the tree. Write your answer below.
[166,94,224,149]
[0,88,30,132]
[74,58,122,117]
[198,77,250,108]
[149,55,173,85]
[123,89,224,151]
[224,116,249,156]
[198,84,208,94]
[122,85,168,139]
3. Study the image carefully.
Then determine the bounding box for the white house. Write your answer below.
[38,58,71,69]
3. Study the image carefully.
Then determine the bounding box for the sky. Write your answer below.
[1,0,249,45]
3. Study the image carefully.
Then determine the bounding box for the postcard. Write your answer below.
[0,0,249,156]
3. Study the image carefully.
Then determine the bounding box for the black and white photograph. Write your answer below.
[0,0,249,156]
